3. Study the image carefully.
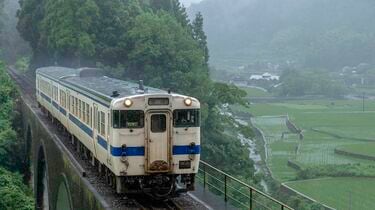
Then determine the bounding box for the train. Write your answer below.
[36,66,201,197]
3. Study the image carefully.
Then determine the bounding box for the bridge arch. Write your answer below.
[55,174,73,210]
[36,145,50,210]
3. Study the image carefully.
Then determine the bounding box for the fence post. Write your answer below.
[203,164,206,189]
[281,205,284,210]
[250,188,253,210]
[224,175,227,202]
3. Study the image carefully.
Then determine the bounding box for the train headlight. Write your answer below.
[184,98,192,106]
[124,99,133,107]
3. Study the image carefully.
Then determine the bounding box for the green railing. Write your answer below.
[197,161,293,210]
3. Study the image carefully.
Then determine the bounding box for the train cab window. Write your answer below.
[173,109,200,127]
[112,110,144,129]
[151,114,166,133]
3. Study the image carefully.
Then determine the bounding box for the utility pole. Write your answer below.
[349,191,352,210]
[363,92,365,112]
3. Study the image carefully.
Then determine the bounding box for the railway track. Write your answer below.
[7,66,35,96]
[132,197,183,210]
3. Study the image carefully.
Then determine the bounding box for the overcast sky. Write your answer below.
[179,0,203,7]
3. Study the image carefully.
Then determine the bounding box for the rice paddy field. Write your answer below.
[337,143,375,158]
[233,99,375,209]
[285,177,375,210]
[241,86,271,97]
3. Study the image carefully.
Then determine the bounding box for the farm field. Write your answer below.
[285,177,375,210]
[240,86,271,97]
[337,143,375,158]
[233,99,375,208]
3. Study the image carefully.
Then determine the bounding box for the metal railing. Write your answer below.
[197,161,293,210]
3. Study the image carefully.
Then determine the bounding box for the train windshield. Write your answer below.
[112,110,144,129]
[173,109,200,127]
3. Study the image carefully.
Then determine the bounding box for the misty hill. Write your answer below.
[188,0,375,70]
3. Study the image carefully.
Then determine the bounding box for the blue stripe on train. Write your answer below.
[173,145,201,155]
[97,145,201,157]
[59,107,67,115]
[41,92,51,103]
[111,146,145,156]
[97,136,108,149]
[69,114,93,137]
[52,101,59,110]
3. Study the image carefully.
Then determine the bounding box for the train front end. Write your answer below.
[110,93,200,197]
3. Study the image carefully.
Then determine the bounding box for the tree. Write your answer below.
[192,12,209,65]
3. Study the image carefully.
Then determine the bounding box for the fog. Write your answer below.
[188,0,375,98]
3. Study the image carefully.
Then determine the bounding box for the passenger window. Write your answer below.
[112,110,144,129]
[100,111,105,136]
[173,109,200,127]
[151,114,166,133]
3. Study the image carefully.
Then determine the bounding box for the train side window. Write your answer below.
[97,111,100,131]
[70,97,73,113]
[86,104,90,124]
[90,107,92,127]
[78,100,81,119]
[100,111,105,136]
[82,102,86,122]
[71,96,74,113]
[75,98,78,116]
[173,109,200,127]
[112,110,144,129]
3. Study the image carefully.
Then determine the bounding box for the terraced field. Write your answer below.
[337,143,375,159]
[234,99,375,209]
[285,177,375,210]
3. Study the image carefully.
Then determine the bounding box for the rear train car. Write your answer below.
[36,67,200,197]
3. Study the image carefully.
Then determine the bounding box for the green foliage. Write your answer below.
[0,63,34,209]
[15,57,30,73]
[0,167,34,210]
[192,12,209,64]
[127,11,207,91]
[279,68,347,97]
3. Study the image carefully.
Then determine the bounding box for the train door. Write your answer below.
[146,111,171,173]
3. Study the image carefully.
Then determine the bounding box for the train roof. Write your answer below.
[36,66,168,104]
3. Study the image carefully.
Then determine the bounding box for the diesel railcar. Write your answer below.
[36,67,200,197]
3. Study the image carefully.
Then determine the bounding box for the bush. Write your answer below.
[0,168,34,210]
[15,57,30,73]
[296,163,375,179]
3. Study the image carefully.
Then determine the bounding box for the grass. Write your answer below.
[285,177,375,210]
[337,143,375,158]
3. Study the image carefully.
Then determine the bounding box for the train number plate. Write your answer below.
[179,160,191,169]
